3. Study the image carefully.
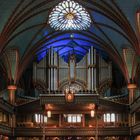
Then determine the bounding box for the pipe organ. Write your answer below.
[59,57,69,85]
[98,55,112,85]
[87,47,96,91]
[76,55,87,85]
[33,47,112,93]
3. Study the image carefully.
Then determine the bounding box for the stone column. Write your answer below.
[7,85,17,105]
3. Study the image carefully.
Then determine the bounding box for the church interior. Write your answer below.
[0,0,140,140]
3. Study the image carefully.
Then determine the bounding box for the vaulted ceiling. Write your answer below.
[0,0,140,87]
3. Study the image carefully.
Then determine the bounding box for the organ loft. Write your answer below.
[0,0,140,140]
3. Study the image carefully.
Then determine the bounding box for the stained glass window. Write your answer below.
[49,0,91,30]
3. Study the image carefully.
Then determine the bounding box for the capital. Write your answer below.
[7,85,17,90]
[127,83,137,89]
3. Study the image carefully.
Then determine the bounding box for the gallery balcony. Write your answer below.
[14,127,130,137]
[0,124,12,136]
[132,122,140,135]
[130,96,140,113]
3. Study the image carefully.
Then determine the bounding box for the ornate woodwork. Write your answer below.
[130,96,140,113]
[0,124,12,136]
[132,122,140,135]
[0,98,14,114]
[40,94,99,105]
[14,127,129,137]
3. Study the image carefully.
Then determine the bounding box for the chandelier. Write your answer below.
[49,0,91,31]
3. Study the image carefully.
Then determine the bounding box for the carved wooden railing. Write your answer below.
[104,93,129,105]
[98,79,112,95]
[40,94,99,105]
[0,124,12,136]
[130,95,140,113]
[99,98,129,111]
[16,88,38,105]
[33,80,48,94]
[41,90,97,94]
[0,98,14,113]
[132,122,140,135]
[15,127,130,137]
[39,94,128,111]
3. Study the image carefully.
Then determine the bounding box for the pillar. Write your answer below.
[82,114,85,127]
[127,84,137,104]
[136,136,140,140]
[7,85,17,105]
[59,114,62,127]
[42,113,45,140]
[127,83,137,139]
[7,85,17,139]
[95,110,98,140]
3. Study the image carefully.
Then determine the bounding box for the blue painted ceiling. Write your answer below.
[0,0,139,64]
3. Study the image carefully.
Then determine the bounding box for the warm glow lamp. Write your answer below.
[47,111,51,118]
[91,110,95,118]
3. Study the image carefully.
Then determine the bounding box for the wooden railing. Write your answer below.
[40,90,97,94]
[40,94,99,105]
[16,120,129,129]
[132,122,140,135]
[0,98,14,113]
[130,96,140,113]
[15,127,130,137]
[0,124,12,136]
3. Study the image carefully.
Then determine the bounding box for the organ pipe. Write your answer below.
[33,46,112,94]
[94,49,97,90]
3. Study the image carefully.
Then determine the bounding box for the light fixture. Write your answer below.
[49,0,91,30]
[47,111,51,118]
[91,110,95,118]
[65,87,75,102]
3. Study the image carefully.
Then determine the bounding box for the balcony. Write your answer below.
[15,127,130,137]
[130,96,140,113]
[0,98,14,113]
[0,124,12,136]
[40,94,99,105]
[132,122,140,135]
